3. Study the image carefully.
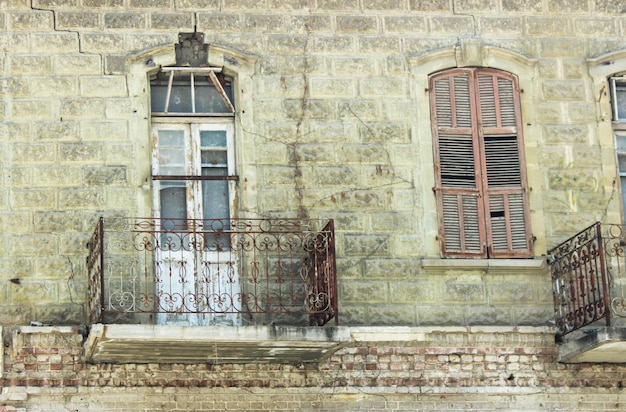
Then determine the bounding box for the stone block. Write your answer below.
[255,142,288,164]
[129,0,170,7]
[104,143,136,163]
[0,33,30,53]
[314,166,359,186]
[307,121,358,143]
[288,15,332,32]
[284,99,335,120]
[34,211,83,232]
[338,144,387,163]
[33,0,78,6]
[512,305,555,325]
[443,283,486,303]
[526,18,570,36]
[574,18,617,37]
[480,18,523,35]
[58,143,102,162]
[366,304,417,325]
[340,280,387,303]
[57,12,100,29]
[429,16,475,35]
[364,258,419,278]
[8,234,57,258]
[8,55,52,75]
[58,187,104,209]
[5,167,32,187]
[81,33,126,53]
[547,0,589,13]
[31,32,79,52]
[383,16,426,33]
[336,16,377,33]
[104,97,133,118]
[359,37,401,53]
[465,306,512,326]
[221,0,264,9]
[0,212,33,233]
[177,0,218,8]
[245,14,285,32]
[310,78,356,98]
[11,100,53,120]
[9,11,52,30]
[32,77,79,97]
[105,187,136,210]
[80,76,127,97]
[60,98,105,119]
[266,34,308,53]
[311,35,354,53]
[151,13,193,29]
[197,13,241,31]
[0,77,29,97]
[83,165,128,185]
[11,189,56,210]
[542,124,588,144]
[81,121,128,141]
[127,34,176,52]
[295,144,335,163]
[389,281,435,303]
[262,165,296,185]
[417,305,466,325]
[32,166,81,187]
[338,99,380,120]
[343,234,389,256]
[542,80,585,101]
[104,12,146,29]
[32,304,85,325]
[364,0,406,9]
[53,55,102,75]
[317,0,359,10]
[502,0,542,12]
[333,58,378,76]
[361,78,406,97]
[0,305,31,325]
[488,282,536,304]
[548,168,600,191]
[360,122,409,143]
[35,121,79,141]
[11,144,56,164]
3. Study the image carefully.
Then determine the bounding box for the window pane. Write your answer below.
[168,85,193,113]
[157,130,186,175]
[201,151,228,167]
[160,183,187,220]
[617,84,626,121]
[617,135,626,152]
[618,153,626,173]
[195,83,233,113]
[200,130,227,147]
[150,85,167,112]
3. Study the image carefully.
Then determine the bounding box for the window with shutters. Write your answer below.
[609,76,626,222]
[429,67,533,258]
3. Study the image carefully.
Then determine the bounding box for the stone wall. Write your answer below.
[1,1,625,326]
[1,327,626,411]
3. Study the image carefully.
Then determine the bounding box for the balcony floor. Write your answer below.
[85,324,350,364]
[557,327,626,363]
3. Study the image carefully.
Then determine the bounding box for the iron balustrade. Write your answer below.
[87,217,337,327]
[548,222,615,337]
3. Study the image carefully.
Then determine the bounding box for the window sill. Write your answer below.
[421,257,547,274]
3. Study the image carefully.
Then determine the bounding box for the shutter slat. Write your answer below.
[484,135,522,187]
[439,134,476,188]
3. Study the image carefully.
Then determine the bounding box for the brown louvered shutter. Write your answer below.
[430,68,533,258]
[430,69,487,257]
[476,70,532,257]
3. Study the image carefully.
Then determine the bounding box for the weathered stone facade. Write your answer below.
[2,0,626,410]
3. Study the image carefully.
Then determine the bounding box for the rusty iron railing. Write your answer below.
[548,222,614,337]
[87,217,337,327]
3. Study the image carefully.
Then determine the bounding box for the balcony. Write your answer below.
[548,222,626,362]
[84,217,342,363]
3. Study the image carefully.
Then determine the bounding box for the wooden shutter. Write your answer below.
[430,70,486,257]
[430,68,533,258]
[476,70,532,257]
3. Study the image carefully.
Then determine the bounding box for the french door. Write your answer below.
[152,122,240,326]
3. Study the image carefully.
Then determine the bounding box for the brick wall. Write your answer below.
[1,327,626,410]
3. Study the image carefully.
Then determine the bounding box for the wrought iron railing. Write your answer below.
[548,222,626,337]
[87,217,337,327]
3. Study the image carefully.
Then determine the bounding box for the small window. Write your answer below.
[150,67,234,115]
[610,77,626,122]
[429,68,533,258]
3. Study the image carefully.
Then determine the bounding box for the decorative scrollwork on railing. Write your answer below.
[88,217,338,326]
